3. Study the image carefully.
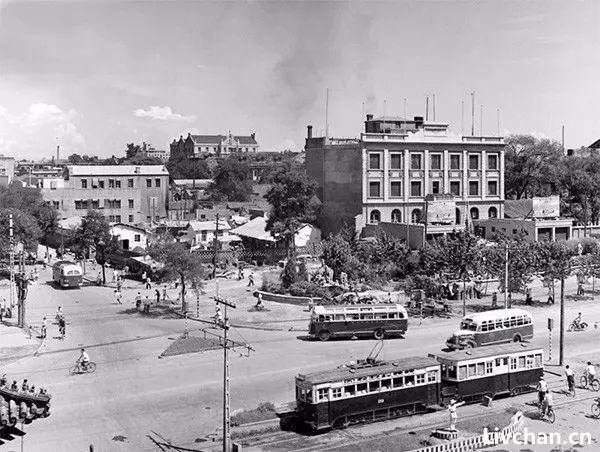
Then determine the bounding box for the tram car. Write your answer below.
[293,343,543,432]
[295,356,440,431]
[432,343,543,404]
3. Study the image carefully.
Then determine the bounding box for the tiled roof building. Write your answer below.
[170,131,259,158]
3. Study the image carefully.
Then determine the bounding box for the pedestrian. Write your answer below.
[135,292,142,310]
[448,399,465,431]
[0,298,5,323]
[144,295,150,312]
[145,276,152,290]
[155,288,160,304]
[565,365,575,396]
[238,267,244,281]
[117,277,122,292]
[162,285,169,302]
[21,379,29,392]
[142,271,147,284]
[58,316,66,339]
[114,289,122,304]
[112,268,118,283]
[41,317,47,339]
[247,272,255,287]
[547,294,554,305]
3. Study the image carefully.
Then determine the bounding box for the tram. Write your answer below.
[293,343,542,432]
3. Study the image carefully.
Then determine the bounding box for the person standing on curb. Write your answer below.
[155,288,160,304]
[41,317,47,339]
[0,298,5,323]
[448,399,465,431]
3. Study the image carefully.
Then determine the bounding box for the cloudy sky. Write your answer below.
[0,0,599,159]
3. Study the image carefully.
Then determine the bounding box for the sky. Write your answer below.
[0,0,599,160]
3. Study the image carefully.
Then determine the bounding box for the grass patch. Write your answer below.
[231,402,277,426]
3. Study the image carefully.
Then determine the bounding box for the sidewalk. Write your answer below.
[0,319,41,365]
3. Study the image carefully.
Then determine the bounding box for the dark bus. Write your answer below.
[295,356,440,431]
[432,343,543,404]
[309,304,408,341]
[445,308,534,349]
[52,261,83,288]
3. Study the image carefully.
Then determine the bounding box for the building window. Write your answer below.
[430,154,442,170]
[488,207,498,218]
[470,207,479,220]
[410,154,422,170]
[115,180,121,189]
[109,179,115,188]
[390,153,402,170]
[450,154,461,170]
[469,155,479,170]
[81,179,88,189]
[128,215,134,223]
[108,215,115,222]
[128,199,134,209]
[488,154,498,170]
[411,209,422,223]
[390,181,402,198]
[469,181,479,196]
[410,181,422,197]
[134,234,141,242]
[115,200,121,209]
[369,210,381,224]
[368,181,381,198]
[432,180,440,194]
[155,178,161,187]
[115,215,121,223]
[456,208,461,225]
[146,179,152,188]
[450,181,461,196]
[128,179,134,188]
[99,180,105,189]
[487,181,498,196]
[391,209,402,223]
[91,200,99,209]
[369,153,382,170]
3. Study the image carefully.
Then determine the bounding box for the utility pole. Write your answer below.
[9,214,14,312]
[212,213,220,280]
[504,243,509,309]
[215,296,237,452]
[559,276,565,366]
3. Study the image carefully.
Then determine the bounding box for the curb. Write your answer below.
[0,324,45,368]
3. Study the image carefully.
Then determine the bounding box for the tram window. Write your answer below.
[344,384,356,395]
[317,388,329,401]
[448,366,457,379]
[518,356,526,368]
[357,383,368,394]
[405,375,414,386]
[510,358,517,370]
[306,389,313,402]
[496,357,507,366]
[325,315,333,321]
[374,312,387,320]
[389,313,397,319]
[318,315,325,322]
[360,313,374,320]
[476,363,485,376]
[535,354,542,367]
[427,371,437,382]
[485,361,493,374]
[332,388,343,399]
[416,374,425,384]
[369,381,380,392]
[334,314,345,321]
[381,379,392,389]
[458,366,467,380]
[349,314,360,320]
[296,387,301,399]
[398,312,405,318]
[467,364,477,377]
[393,377,404,388]
[526,357,534,369]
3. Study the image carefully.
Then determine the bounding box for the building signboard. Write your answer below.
[532,196,560,218]
[427,199,455,224]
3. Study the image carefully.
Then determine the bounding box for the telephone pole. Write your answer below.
[9,214,14,312]
[212,213,220,280]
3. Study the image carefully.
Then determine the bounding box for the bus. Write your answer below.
[445,308,533,350]
[52,261,83,289]
[309,304,408,341]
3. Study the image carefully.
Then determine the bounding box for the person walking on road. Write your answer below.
[448,399,465,431]
[41,317,47,339]
[135,292,142,310]
[155,288,161,304]
[0,298,5,323]
[114,289,122,304]
[58,316,66,339]
[565,365,576,396]
[162,286,170,303]
[247,272,255,287]
[142,271,147,285]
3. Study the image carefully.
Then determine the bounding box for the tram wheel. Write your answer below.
[512,334,522,343]
[318,330,331,341]
[373,328,385,340]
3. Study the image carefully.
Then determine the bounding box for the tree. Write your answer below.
[321,232,364,280]
[265,169,317,254]
[121,154,163,166]
[148,239,205,312]
[75,210,113,283]
[0,208,42,257]
[281,256,298,288]
[125,143,142,159]
[504,134,563,199]
[67,154,83,164]
[167,155,211,180]
[209,157,252,201]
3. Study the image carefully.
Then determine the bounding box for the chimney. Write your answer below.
[187,133,191,138]
[414,116,424,128]
[250,132,256,140]
[56,145,60,161]
[307,125,313,139]
[366,114,373,121]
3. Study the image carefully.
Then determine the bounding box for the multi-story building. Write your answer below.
[40,165,170,225]
[306,115,505,239]
[140,142,170,161]
[0,155,15,186]
[170,131,258,158]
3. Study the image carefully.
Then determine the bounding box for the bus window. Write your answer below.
[334,314,345,321]
[460,320,477,331]
[495,319,503,329]
[524,316,532,325]
[360,313,374,320]
[509,317,517,327]
[381,379,392,389]
[476,363,485,376]
[485,361,493,374]
[318,315,325,322]
[405,375,414,386]
[374,312,387,320]
[458,366,467,380]
[392,377,403,388]
[344,384,356,395]
[503,318,510,327]
[369,380,379,392]
[398,311,405,319]
[467,364,477,378]
[389,313,397,319]
[516,316,524,326]
[357,383,368,394]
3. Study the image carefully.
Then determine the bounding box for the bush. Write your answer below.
[281,257,298,288]
[230,402,276,426]
[261,275,285,294]
[288,281,326,298]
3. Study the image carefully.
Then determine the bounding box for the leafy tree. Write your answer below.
[125,143,142,159]
[68,154,83,164]
[75,210,113,283]
[281,256,298,288]
[297,259,308,282]
[265,169,317,253]
[148,239,205,312]
[121,154,163,166]
[504,134,563,199]
[321,232,363,280]
[0,208,42,257]
[167,155,211,180]
[210,157,252,201]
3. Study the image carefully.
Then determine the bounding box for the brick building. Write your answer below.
[40,165,170,225]
[170,131,258,158]
[306,115,505,239]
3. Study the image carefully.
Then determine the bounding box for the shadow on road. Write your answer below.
[296,334,405,342]
[117,304,182,319]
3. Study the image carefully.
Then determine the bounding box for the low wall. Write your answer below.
[410,410,524,452]
[257,290,322,306]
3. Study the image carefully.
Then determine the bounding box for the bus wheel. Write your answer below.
[512,334,522,343]
[465,341,476,348]
[318,330,331,341]
[374,329,385,340]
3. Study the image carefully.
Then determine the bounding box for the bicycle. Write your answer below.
[539,405,555,423]
[71,361,97,375]
[591,398,600,418]
[580,375,600,392]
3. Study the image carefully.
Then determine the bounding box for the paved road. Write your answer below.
[3,269,600,451]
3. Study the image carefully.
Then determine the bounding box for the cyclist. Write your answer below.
[77,348,90,370]
[584,361,596,385]
[565,365,576,395]
[56,306,63,320]
[542,390,554,418]
[573,312,583,329]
